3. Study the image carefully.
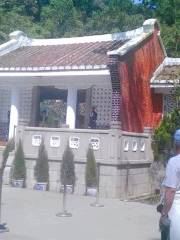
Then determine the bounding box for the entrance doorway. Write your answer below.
[31,87,67,128]
[76,88,92,129]
[30,86,92,129]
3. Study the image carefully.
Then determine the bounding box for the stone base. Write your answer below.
[24,160,152,199]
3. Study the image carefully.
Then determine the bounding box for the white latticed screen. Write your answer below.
[91,86,112,128]
[163,94,177,113]
[19,88,32,126]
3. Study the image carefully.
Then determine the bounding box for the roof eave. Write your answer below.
[0,69,110,77]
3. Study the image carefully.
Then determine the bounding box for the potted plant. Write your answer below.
[34,139,49,191]
[85,145,97,196]
[11,139,26,188]
[60,143,75,194]
[56,144,75,217]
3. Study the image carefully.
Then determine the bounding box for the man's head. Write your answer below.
[174,129,180,152]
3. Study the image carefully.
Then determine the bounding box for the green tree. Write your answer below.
[142,0,180,57]
[60,144,75,189]
[150,0,177,25]
[85,146,97,190]
[0,10,50,43]
[84,6,144,34]
[41,0,83,37]
[34,139,49,184]
[152,107,180,161]
[161,24,180,57]
[0,139,15,223]
[12,140,26,184]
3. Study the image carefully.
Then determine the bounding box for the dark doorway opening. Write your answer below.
[31,86,67,128]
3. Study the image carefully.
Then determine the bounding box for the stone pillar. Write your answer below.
[144,127,154,162]
[111,89,121,128]
[109,55,121,128]
[9,87,20,139]
[66,88,77,129]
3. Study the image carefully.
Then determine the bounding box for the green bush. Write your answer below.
[61,144,75,189]
[34,140,49,184]
[0,139,15,217]
[152,108,180,161]
[12,140,26,184]
[2,139,15,170]
[85,146,97,189]
[0,139,15,175]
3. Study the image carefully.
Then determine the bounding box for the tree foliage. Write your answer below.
[0,139,15,221]
[142,0,180,57]
[34,139,49,183]
[85,146,97,188]
[0,139,15,175]
[0,0,179,56]
[152,101,180,162]
[152,84,180,162]
[60,144,75,187]
[12,139,26,182]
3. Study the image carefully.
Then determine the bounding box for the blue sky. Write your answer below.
[132,0,143,4]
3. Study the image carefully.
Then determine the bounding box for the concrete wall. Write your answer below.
[14,126,153,199]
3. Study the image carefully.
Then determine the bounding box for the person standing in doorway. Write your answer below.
[159,129,180,240]
[89,106,97,129]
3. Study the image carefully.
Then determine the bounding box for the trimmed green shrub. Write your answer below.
[12,140,26,183]
[85,146,97,189]
[61,144,75,189]
[1,139,15,173]
[34,139,49,184]
[0,139,15,220]
[152,108,180,161]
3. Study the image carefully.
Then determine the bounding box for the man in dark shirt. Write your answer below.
[89,107,97,129]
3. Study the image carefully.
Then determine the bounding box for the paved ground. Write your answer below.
[0,186,160,240]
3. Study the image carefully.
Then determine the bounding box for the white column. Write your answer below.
[66,88,77,129]
[9,87,20,139]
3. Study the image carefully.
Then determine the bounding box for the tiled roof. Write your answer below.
[151,58,180,85]
[156,66,180,80]
[0,40,126,71]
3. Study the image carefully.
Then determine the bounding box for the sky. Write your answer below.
[132,0,143,4]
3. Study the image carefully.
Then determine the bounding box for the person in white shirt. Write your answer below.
[160,129,180,240]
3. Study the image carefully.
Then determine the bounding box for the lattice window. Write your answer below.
[19,88,32,126]
[0,88,11,122]
[163,94,177,113]
[91,86,112,128]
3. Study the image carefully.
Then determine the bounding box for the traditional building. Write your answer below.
[0,19,179,198]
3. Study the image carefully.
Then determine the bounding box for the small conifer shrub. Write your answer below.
[12,140,26,185]
[34,139,49,185]
[85,146,97,190]
[61,144,75,191]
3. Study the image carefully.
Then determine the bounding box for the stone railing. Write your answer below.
[16,126,153,164]
[14,126,153,198]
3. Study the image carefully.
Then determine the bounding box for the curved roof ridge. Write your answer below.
[29,27,143,46]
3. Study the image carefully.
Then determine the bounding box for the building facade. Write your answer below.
[0,19,179,198]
